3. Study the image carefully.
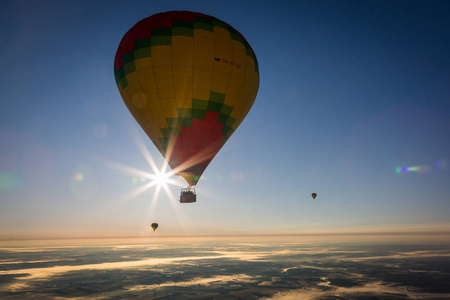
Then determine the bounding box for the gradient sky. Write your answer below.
[1,0,449,239]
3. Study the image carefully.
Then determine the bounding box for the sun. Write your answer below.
[98,121,195,235]
[153,171,170,188]
[101,120,188,225]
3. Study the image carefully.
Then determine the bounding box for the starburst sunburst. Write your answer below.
[100,119,188,232]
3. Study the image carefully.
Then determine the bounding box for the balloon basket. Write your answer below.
[180,188,196,203]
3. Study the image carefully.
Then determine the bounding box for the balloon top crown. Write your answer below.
[114,11,258,71]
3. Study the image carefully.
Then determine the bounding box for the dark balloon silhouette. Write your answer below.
[312,193,317,199]
[151,223,158,231]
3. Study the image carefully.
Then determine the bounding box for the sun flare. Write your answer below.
[153,171,170,188]
[99,119,191,234]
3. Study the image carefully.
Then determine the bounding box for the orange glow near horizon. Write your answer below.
[2,223,450,242]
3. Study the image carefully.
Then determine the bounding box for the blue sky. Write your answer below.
[1,0,449,239]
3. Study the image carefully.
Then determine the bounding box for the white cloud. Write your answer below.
[126,274,254,290]
[64,274,256,300]
[0,259,75,265]
[0,252,262,291]
[262,281,450,300]
[342,250,450,262]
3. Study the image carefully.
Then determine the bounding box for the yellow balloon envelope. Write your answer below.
[114,11,259,186]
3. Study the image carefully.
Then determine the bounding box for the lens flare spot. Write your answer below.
[230,170,244,182]
[132,177,149,184]
[131,92,148,108]
[404,166,421,172]
[0,173,22,191]
[435,158,448,170]
[397,158,448,174]
[75,173,84,181]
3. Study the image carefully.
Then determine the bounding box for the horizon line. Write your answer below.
[1,230,450,242]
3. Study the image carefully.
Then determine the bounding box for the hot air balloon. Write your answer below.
[312,193,317,199]
[114,11,259,203]
[151,223,158,231]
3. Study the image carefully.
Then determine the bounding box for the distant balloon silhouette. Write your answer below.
[311,193,317,199]
[114,11,259,203]
[151,223,158,231]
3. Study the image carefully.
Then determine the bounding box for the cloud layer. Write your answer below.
[1,237,449,299]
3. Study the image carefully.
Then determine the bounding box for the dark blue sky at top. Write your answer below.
[0,0,449,237]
